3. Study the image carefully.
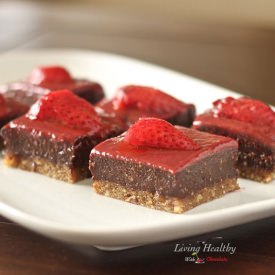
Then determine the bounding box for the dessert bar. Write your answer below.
[0,65,105,107]
[193,97,275,183]
[1,90,124,183]
[96,85,195,127]
[90,118,239,213]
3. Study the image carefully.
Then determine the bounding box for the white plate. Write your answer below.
[0,49,274,250]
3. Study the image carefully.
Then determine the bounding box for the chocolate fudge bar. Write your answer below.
[96,85,195,127]
[1,90,124,183]
[0,94,29,150]
[0,65,105,107]
[193,97,275,183]
[90,118,239,213]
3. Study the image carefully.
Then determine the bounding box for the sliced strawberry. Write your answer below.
[113,85,186,115]
[28,66,73,85]
[0,94,5,106]
[213,97,275,127]
[27,90,102,132]
[124,117,200,150]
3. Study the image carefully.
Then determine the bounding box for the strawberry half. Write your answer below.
[113,85,186,115]
[124,117,200,150]
[28,66,73,85]
[213,97,275,127]
[27,89,102,132]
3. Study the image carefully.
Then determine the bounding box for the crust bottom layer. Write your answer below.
[238,165,275,183]
[93,178,239,214]
[4,153,90,183]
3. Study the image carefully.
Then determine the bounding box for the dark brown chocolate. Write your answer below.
[197,125,275,174]
[91,147,238,198]
[166,105,195,127]
[96,100,196,128]
[0,99,29,150]
[2,124,88,168]
[0,80,104,107]
[1,114,125,173]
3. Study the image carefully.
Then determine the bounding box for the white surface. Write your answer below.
[0,49,274,249]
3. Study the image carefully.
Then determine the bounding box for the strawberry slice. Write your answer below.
[0,94,5,106]
[124,117,200,150]
[27,90,102,132]
[213,97,275,127]
[113,85,186,115]
[28,66,73,85]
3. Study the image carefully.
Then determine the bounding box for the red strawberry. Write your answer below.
[113,85,186,115]
[28,66,73,85]
[124,118,200,150]
[0,94,5,106]
[27,90,102,132]
[213,97,275,127]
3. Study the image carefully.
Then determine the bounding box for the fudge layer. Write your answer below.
[1,115,124,183]
[0,99,29,150]
[0,80,104,107]
[90,128,239,213]
[96,100,195,128]
[193,113,275,183]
